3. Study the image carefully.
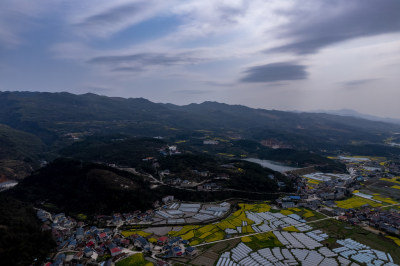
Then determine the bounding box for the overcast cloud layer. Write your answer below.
[0,0,399,118]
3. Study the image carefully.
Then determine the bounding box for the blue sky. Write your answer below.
[1,0,400,117]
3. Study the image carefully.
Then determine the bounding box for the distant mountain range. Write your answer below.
[310,109,400,125]
[0,91,399,179]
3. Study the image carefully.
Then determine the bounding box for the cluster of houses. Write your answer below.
[154,236,197,259]
[278,174,358,210]
[96,211,155,227]
[339,207,400,235]
[162,168,229,191]
[159,145,181,156]
[37,208,197,265]
[340,156,400,180]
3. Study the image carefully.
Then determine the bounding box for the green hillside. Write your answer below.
[0,124,45,180]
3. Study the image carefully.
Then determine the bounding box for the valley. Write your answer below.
[0,92,399,265]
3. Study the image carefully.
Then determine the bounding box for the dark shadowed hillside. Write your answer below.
[0,124,45,180]
[7,158,159,214]
[0,195,55,265]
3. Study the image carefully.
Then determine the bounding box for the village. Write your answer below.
[37,206,198,265]
[34,152,400,266]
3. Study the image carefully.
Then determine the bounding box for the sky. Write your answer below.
[1,0,400,118]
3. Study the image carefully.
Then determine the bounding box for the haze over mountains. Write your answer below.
[311,109,400,125]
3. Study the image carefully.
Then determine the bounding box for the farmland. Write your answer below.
[335,195,383,209]
[168,203,272,246]
[116,253,153,266]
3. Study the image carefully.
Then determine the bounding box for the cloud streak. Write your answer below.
[267,0,400,54]
[73,0,166,38]
[241,62,307,83]
[87,52,206,71]
[341,78,380,87]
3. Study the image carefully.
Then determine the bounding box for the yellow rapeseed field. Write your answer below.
[335,196,382,209]
[280,210,293,215]
[205,231,225,242]
[283,226,299,232]
[380,177,400,184]
[169,225,199,236]
[121,230,151,237]
[199,231,212,239]
[386,236,400,246]
[198,224,217,234]
[241,236,252,242]
[303,209,315,218]
[373,195,397,204]
[180,230,195,240]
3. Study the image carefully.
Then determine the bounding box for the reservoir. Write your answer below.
[244,158,298,173]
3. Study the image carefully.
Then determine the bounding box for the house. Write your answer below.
[73,251,83,260]
[134,236,150,250]
[110,247,122,257]
[68,239,77,249]
[167,237,182,247]
[120,239,130,247]
[281,201,295,208]
[185,246,197,256]
[98,232,108,241]
[320,193,335,200]
[53,254,66,266]
[84,247,93,257]
[76,227,84,240]
[91,251,99,261]
[162,195,174,203]
[173,246,183,256]
[86,240,96,248]
[158,236,168,246]
[288,195,301,201]
[203,140,219,145]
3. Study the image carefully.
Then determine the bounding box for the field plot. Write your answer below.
[121,230,151,237]
[335,195,383,209]
[216,223,399,265]
[154,201,231,225]
[312,219,400,263]
[380,177,400,185]
[167,203,272,246]
[116,253,152,266]
[386,236,400,247]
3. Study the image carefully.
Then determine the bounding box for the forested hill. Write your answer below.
[0,91,399,151]
[0,124,45,180]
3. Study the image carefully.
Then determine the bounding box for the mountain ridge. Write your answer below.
[0,91,399,170]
